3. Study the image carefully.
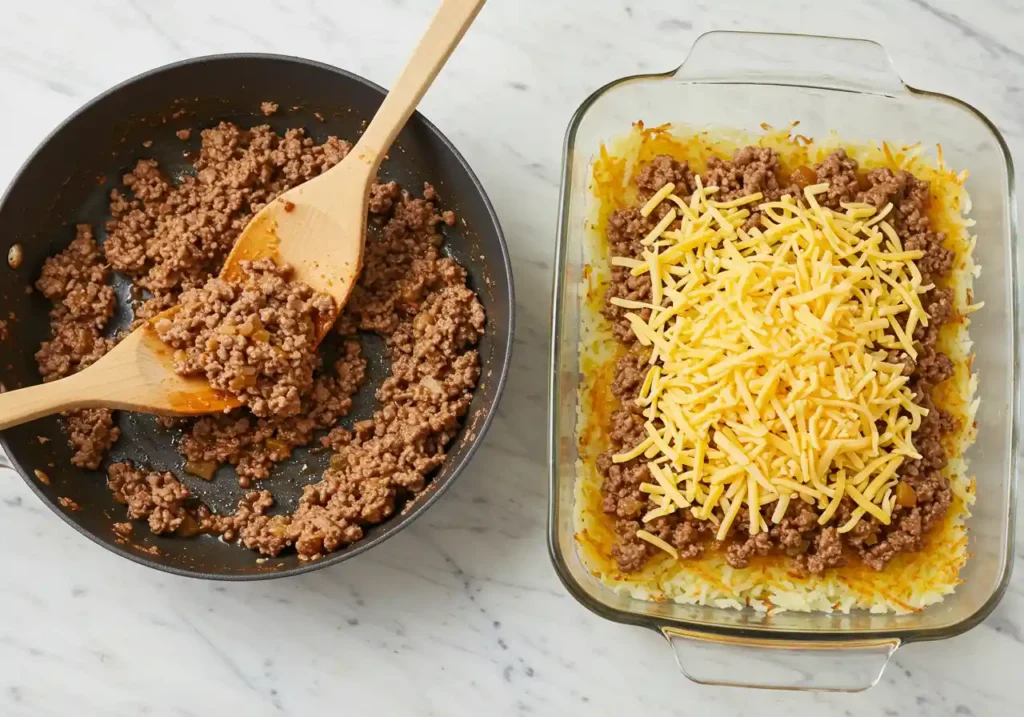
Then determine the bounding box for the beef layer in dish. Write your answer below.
[597,147,957,575]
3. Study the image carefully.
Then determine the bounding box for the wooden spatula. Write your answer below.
[0,0,485,431]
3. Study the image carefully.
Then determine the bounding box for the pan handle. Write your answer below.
[662,626,899,692]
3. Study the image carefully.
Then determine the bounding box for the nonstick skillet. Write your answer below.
[0,53,514,579]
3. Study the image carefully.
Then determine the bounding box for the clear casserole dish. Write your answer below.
[547,31,1020,691]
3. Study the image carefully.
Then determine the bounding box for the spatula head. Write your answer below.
[89,160,371,418]
[221,161,370,317]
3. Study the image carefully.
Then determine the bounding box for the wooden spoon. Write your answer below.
[0,0,485,431]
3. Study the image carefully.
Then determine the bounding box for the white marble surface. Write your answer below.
[1,0,1022,714]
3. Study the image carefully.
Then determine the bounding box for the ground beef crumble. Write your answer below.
[34,117,485,561]
[154,259,335,418]
[33,225,120,468]
[599,147,960,576]
[104,122,352,326]
[107,462,192,535]
[178,341,367,488]
[58,496,82,511]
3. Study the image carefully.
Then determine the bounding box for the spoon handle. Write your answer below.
[350,0,485,173]
[0,373,90,431]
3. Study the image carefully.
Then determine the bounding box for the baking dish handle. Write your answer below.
[663,627,900,692]
[673,31,908,97]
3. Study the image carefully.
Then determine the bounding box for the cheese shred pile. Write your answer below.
[610,180,936,558]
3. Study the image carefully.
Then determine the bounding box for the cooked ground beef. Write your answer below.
[259,191,485,560]
[814,148,864,208]
[33,225,121,468]
[104,122,351,325]
[107,462,192,535]
[636,155,694,195]
[178,341,367,488]
[35,117,484,562]
[703,146,798,231]
[154,260,335,418]
[599,147,959,575]
[109,182,484,560]
[65,408,120,470]
[704,147,795,203]
[58,496,82,511]
[35,225,116,381]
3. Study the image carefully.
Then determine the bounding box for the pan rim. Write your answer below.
[0,51,515,581]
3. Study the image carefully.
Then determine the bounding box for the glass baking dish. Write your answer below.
[547,31,1020,691]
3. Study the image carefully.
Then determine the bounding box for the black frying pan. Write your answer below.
[0,54,514,579]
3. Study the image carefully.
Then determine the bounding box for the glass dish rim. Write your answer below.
[546,30,1020,644]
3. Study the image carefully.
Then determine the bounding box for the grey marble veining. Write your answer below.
[0,1,1022,715]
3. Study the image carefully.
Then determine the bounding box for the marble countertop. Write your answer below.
[1,0,1022,714]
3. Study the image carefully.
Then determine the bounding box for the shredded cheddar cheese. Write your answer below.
[610,182,933,551]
